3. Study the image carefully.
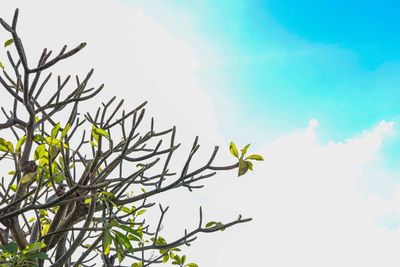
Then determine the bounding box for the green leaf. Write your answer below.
[112,235,125,263]
[40,209,48,217]
[245,154,264,161]
[51,123,61,138]
[8,170,15,175]
[49,146,59,160]
[4,38,13,48]
[131,263,143,267]
[205,221,217,228]
[91,126,99,143]
[100,191,115,198]
[113,230,133,252]
[0,138,7,149]
[229,141,239,158]
[60,123,71,139]
[21,172,35,184]
[0,61,4,69]
[22,242,46,254]
[121,206,131,213]
[7,141,14,153]
[127,234,140,242]
[10,184,17,192]
[41,223,50,236]
[0,145,8,153]
[92,125,109,143]
[136,209,146,216]
[24,252,48,260]
[173,255,181,265]
[181,255,186,264]
[34,144,47,161]
[110,220,121,229]
[119,225,142,238]
[246,160,253,171]
[89,140,97,147]
[102,230,112,255]
[163,253,169,263]
[240,143,251,157]
[33,134,45,142]
[1,242,17,255]
[45,137,60,146]
[185,263,199,267]
[0,138,13,153]
[16,135,27,153]
[238,159,249,176]
[155,236,167,245]
[94,126,110,138]
[137,225,143,239]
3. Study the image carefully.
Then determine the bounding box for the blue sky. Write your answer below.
[123,0,400,168]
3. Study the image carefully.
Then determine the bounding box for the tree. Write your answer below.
[0,9,263,267]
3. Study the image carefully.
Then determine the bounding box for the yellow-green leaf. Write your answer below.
[40,209,48,217]
[0,62,4,69]
[34,144,47,160]
[240,143,251,157]
[89,140,97,147]
[245,154,264,161]
[51,122,61,138]
[41,223,50,236]
[103,230,112,255]
[121,206,131,213]
[16,135,27,153]
[205,221,217,228]
[6,142,14,153]
[136,209,146,216]
[0,138,14,153]
[163,253,169,263]
[229,141,239,158]
[61,123,71,139]
[113,230,133,251]
[238,159,248,176]
[22,242,46,254]
[94,127,109,138]
[21,172,35,184]
[4,38,13,48]
[246,160,253,171]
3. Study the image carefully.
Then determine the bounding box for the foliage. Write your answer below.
[0,9,263,266]
[0,242,47,266]
[229,142,264,176]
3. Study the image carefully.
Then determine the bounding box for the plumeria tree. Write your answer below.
[0,9,263,267]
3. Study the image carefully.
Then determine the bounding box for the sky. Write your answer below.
[124,0,400,137]
[1,0,400,266]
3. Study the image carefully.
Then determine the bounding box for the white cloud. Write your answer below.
[189,119,400,267]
